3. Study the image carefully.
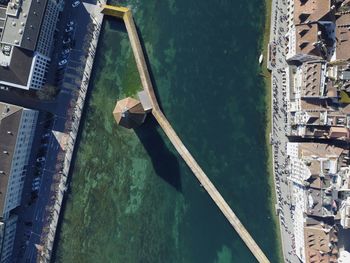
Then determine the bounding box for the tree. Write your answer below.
[36,84,58,100]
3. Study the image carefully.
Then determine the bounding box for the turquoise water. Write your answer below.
[53,0,281,262]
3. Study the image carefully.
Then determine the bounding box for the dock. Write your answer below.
[102,5,270,263]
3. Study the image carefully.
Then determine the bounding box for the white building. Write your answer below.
[0,0,61,90]
[0,102,38,262]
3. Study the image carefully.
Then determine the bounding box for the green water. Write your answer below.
[53,0,281,262]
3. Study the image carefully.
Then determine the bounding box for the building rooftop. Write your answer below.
[1,0,48,51]
[0,102,23,219]
[299,143,345,160]
[295,23,323,57]
[113,97,146,129]
[294,0,331,25]
[335,13,350,61]
[304,223,338,263]
[306,188,335,217]
[0,46,33,87]
[300,61,326,97]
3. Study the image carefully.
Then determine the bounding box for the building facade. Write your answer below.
[0,102,38,262]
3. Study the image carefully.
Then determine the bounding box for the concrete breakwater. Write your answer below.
[36,4,105,263]
[103,5,270,263]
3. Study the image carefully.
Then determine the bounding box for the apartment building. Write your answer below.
[287,142,350,263]
[286,0,335,62]
[0,102,38,262]
[0,0,61,90]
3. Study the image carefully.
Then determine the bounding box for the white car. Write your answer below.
[42,132,51,138]
[62,37,71,45]
[65,26,74,33]
[61,49,70,56]
[32,184,40,191]
[58,59,68,67]
[67,21,74,27]
[36,157,46,162]
[72,0,80,7]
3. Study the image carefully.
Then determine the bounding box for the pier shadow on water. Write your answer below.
[106,16,127,33]
[135,116,182,192]
[135,24,166,112]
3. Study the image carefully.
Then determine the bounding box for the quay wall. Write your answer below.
[37,5,105,263]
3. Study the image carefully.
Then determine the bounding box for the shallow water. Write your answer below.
[53,0,281,262]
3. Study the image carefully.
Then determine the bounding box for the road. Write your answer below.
[7,0,101,262]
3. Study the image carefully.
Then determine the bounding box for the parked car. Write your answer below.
[58,59,68,67]
[33,177,41,182]
[67,21,74,27]
[61,48,70,56]
[62,37,71,45]
[65,26,74,33]
[32,184,40,191]
[36,157,46,162]
[72,0,80,7]
[42,132,51,138]
[0,86,9,91]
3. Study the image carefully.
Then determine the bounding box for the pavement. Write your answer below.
[269,0,300,262]
[0,0,103,262]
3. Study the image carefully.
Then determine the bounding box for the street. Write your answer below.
[4,0,103,262]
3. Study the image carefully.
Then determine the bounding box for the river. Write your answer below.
[53,0,281,262]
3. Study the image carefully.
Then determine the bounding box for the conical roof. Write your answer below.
[113,97,146,129]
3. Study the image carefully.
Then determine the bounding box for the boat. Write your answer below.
[259,53,263,65]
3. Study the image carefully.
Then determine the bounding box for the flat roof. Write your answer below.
[1,0,48,51]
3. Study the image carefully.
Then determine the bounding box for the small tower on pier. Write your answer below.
[113,97,146,129]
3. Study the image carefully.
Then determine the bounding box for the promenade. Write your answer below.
[102,5,270,263]
[268,0,298,262]
[35,2,105,262]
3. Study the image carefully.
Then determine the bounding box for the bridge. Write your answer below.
[102,5,270,263]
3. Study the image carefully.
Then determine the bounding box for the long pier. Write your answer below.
[102,5,270,263]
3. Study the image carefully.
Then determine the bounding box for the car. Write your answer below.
[65,26,74,33]
[33,177,41,182]
[61,48,70,56]
[32,185,40,191]
[42,132,51,138]
[36,157,45,162]
[0,86,9,91]
[67,21,74,27]
[32,181,40,187]
[62,37,71,45]
[72,0,80,7]
[58,59,67,67]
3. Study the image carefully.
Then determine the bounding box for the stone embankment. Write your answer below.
[36,3,105,262]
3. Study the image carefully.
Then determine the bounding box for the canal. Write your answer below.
[53,0,282,262]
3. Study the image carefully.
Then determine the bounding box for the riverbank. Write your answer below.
[37,4,104,262]
[262,0,283,261]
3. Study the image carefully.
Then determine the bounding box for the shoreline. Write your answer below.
[262,0,283,261]
[37,4,105,262]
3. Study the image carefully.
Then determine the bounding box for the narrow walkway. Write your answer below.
[102,5,270,263]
